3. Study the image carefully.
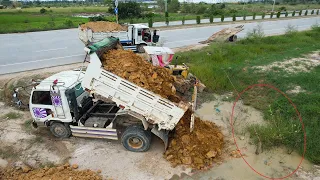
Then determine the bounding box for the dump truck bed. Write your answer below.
[78,26,129,45]
[81,52,189,131]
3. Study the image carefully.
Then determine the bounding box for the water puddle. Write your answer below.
[189,96,312,180]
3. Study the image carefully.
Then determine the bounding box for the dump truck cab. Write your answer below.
[29,70,90,128]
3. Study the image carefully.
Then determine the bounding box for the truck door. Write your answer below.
[30,90,55,123]
[128,25,133,44]
[135,28,143,45]
[50,86,66,119]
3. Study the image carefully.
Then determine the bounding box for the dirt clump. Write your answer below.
[0,163,102,180]
[102,49,176,99]
[80,21,127,32]
[164,110,224,169]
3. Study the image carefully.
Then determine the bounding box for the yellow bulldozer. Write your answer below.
[141,46,204,94]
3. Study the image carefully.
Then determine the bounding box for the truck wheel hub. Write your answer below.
[128,137,143,149]
[55,126,64,135]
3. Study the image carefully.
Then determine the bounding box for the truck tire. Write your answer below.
[229,35,237,42]
[49,122,72,138]
[121,125,151,152]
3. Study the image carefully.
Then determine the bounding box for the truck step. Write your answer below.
[70,125,118,140]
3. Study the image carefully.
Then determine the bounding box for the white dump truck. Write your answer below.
[29,38,188,152]
[78,23,160,53]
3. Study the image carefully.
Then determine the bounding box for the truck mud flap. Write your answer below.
[70,126,118,140]
[151,127,169,150]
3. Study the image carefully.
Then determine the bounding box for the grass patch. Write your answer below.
[28,136,44,144]
[0,146,18,160]
[176,27,320,163]
[22,119,33,133]
[2,112,22,119]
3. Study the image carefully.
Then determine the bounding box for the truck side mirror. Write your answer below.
[153,35,159,43]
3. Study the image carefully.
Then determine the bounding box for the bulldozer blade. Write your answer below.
[151,127,169,150]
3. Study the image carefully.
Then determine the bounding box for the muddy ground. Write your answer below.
[0,91,317,180]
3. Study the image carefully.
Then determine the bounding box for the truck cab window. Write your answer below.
[74,83,85,97]
[32,91,52,105]
[142,29,151,42]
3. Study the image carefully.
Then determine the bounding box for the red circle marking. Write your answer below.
[231,84,306,179]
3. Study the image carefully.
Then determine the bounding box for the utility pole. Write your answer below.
[272,0,275,12]
[165,0,167,16]
[115,0,118,24]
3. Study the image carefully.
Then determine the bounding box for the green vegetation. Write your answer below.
[2,112,22,119]
[175,25,320,163]
[196,15,201,24]
[108,2,141,19]
[148,18,153,28]
[209,15,213,23]
[0,11,87,33]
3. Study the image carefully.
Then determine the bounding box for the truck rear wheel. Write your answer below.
[50,122,71,138]
[121,125,151,152]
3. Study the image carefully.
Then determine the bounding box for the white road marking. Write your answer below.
[165,38,206,44]
[35,47,67,52]
[0,54,84,67]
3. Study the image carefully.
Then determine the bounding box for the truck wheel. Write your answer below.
[121,125,151,152]
[229,35,238,42]
[137,44,146,53]
[50,122,71,138]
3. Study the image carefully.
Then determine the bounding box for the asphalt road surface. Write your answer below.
[0,16,319,74]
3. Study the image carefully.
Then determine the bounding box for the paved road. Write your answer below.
[0,16,319,74]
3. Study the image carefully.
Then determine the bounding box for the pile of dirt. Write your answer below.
[0,163,103,180]
[102,49,177,99]
[80,21,127,32]
[164,110,224,169]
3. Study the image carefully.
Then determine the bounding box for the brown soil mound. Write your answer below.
[80,21,127,32]
[164,110,224,169]
[102,49,176,99]
[0,163,102,180]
